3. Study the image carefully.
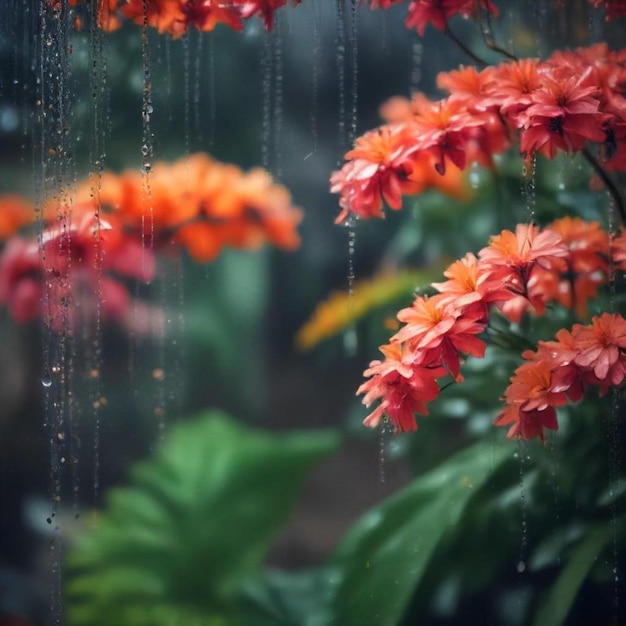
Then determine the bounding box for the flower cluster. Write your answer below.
[496,313,626,441]
[0,205,151,331]
[0,153,301,330]
[331,44,626,222]
[358,219,626,437]
[368,0,626,34]
[72,153,302,262]
[49,0,298,34]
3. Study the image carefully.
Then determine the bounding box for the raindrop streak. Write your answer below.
[140,3,155,253]
[335,0,347,158]
[207,36,217,150]
[334,0,353,347]
[171,255,186,421]
[343,215,358,358]
[154,262,168,440]
[410,37,423,94]
[606,193,622,618]
[379,419,388,484]
[522,155,537,225]
[517,442,528,588]
[165,35,173,116]
[88,0,110,509]
[36,1,77,621]
[261,33,273,170]
[348,0,358,147]
[273,15,284,178]
[183,31,192,155]
[310,2,321,154]
[193,32,203,145]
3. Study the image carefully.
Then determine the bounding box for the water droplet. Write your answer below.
[517,561,526,573]
[469,169,480,189]
[41,377,52,388]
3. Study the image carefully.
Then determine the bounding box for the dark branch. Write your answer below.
[582,147,626,225]
[443,25,487,68]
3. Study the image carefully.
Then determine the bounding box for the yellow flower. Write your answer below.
[295,269,438,351]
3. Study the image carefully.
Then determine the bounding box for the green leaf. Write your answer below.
[239,567,340,626]
[66,411,340,626]
[328,440,511,626]
[533,523,612,626]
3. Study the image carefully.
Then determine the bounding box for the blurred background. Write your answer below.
[0,2,624,625]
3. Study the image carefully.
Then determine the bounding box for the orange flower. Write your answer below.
[332,125,423,223]
[495,358,567,442]
[437,66,497,110]
[573,313,626,386]
[358,343,441,432]
[487,58,542,122]
[503,360,569,412]
[432,252,514,319]
[122,0,184,35]
[539,217,609,316]
[393,293,486,379]
[412,97,484,174]
[66,0,121,30]
[75,153,301,261]
[478,223,568,321]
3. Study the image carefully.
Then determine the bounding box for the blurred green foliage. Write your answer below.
[66,411,340,626]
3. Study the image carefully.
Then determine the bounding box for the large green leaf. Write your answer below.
[533,523,612,626]
[328,440,511,626]
[66,411,340,626]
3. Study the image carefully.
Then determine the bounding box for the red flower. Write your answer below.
[393,294,486,379]
[495,359,567,442]
[0,206,154,331]
[331,125,423,222]
[486,58,542,122]
[432,252,514,319]
[412,97,485,175]
[590,0,626,20]
[405,0,498,36]
[122,0,183,35]
[494,404,558,442]
[478,223,568,321]
[368,0,405,7]
[181,0,243,33]
[503,360,570,412]
[612,228,626,269]
[517,67,606,159]
[539,217,609,316]
[573,313,626,386]
[358,343,442,432]
[232,0,288,29]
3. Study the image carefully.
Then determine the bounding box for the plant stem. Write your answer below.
[444,26,487,68]
[582,147,626,225]
[480,11,518,62]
